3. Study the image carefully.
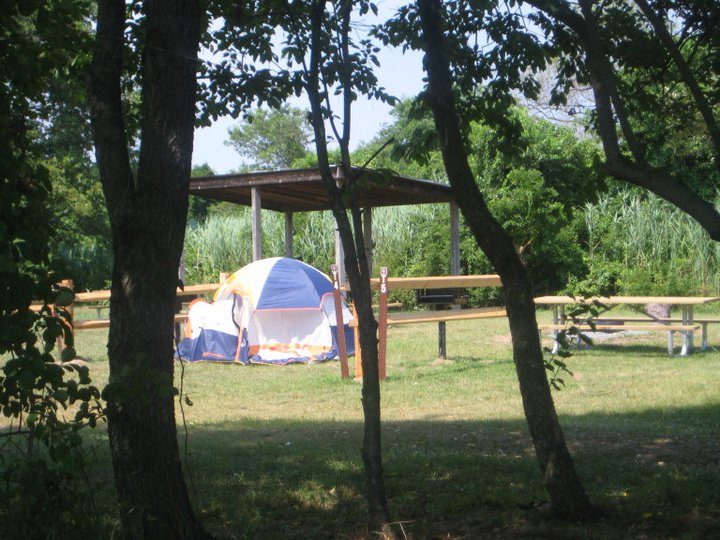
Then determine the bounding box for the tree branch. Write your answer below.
[578,0,647,165]
[87,0,134,227]
[524,0,720,240]
[633,0,720,164]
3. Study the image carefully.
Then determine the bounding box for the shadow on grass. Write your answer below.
[175,404,720,539]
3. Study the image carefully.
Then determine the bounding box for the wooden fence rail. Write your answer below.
[333,271,506,381]
[34,277,228,335]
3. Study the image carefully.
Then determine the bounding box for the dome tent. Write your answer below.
[176,257,354,364]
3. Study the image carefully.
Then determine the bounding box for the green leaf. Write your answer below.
[54,288,75,307]
[61,347,77,362]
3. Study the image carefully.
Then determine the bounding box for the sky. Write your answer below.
[191,1,425,175]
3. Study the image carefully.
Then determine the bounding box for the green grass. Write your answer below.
[11,309,720,538]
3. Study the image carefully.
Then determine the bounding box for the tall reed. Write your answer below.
[584,189,720,295]
[182,203,452,285]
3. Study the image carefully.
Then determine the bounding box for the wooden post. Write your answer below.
[378,267,388,380]
[353,304,362,380]
[285,212,293,258]
[219,272,229,284]
[334,228,345,287]
[363,207,373,275]
[331,264,349,378]
[438,321,447,360]
[251,187,262,261]
[450,202,460,276]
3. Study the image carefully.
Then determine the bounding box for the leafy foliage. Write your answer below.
[226,105,314,170]
[0,1,104,536]
[369,102,602,298]
[40,94,111,290]
[376,0,553,150]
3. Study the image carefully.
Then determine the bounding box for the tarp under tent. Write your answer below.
[176,257,355,365]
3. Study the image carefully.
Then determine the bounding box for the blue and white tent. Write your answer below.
[176,257,354,365]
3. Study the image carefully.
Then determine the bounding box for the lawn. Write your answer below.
[17,310,720,538]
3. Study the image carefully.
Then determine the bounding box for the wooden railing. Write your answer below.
[34,277,227,333]
[332,270,505,380]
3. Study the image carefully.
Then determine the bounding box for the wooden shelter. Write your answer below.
[189,166,460,282]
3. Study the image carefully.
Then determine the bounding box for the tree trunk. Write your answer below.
[417,0,593,519]
[304,2,394,534]
[88,0,211,537]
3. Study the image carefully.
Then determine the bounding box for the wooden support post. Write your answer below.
[251,187,262,261]
[353,304,362,380]
[331,265,349,379]
[450,203,461,314]
[285,212,294,258]
[450,202,460,276]
[438,321,447,360]
[378,267,388,380]
[334,228,345,288]
[363,207,373,275]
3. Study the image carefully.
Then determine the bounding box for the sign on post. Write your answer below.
[378,267,388,380]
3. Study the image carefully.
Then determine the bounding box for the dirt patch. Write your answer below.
[431,358,455,367]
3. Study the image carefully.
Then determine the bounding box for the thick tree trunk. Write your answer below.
[89,1,211,537]
[417,0,593,518]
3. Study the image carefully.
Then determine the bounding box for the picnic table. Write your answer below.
[534,295,720,356]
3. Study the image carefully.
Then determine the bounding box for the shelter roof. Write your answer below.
[189,166,454,213]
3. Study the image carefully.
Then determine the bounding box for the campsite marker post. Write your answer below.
[331,265,349,379]
[378,267,388,380]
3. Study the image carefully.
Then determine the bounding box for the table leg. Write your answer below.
[551,305,565,354]
[438,321,447,360]
[681,305,693,356]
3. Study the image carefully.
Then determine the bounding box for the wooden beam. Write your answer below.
[387,307,507,324]
[370,274,502,290]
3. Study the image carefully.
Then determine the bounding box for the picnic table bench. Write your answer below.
[535,295,720,356]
